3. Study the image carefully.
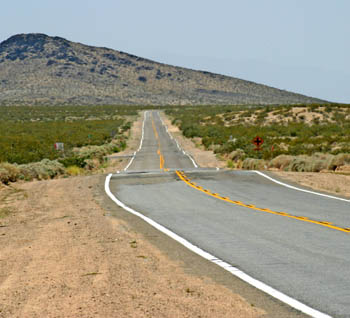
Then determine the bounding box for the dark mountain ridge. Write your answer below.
[0,33,326,105]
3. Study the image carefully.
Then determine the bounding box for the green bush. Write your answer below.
[59,156,87,168]
[66,166,85,176]
[0,105,136,165]
[18,159,65,181]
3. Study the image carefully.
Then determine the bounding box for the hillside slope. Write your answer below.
[0,33,326,105]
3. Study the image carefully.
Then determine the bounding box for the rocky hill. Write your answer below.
[0,33,326,105]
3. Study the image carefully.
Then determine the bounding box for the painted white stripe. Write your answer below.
[185,153,198,168]
[123,111,147,171]
[254,171,350,203]
[156,111,199,169]
[105,174,332,318]
[123,152,136,171]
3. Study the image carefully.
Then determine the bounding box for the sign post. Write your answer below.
[54,142,64,151]
[252,136,264,151]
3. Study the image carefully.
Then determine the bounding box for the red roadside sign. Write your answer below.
[252,136,264,150]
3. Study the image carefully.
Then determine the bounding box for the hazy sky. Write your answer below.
[1,0,349,102]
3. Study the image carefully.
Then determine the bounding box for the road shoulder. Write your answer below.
[0,174,269,317]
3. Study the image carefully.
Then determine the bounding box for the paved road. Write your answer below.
[109,111,350,318]
[126,111,195,171]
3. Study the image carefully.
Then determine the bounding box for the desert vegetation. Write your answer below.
[0,105,149,184]
[166,103,350,172]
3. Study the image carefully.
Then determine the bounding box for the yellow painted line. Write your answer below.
[175,170,350,234]
[160,154,165,170]
[152,114,166,171]
[151,118,159,140]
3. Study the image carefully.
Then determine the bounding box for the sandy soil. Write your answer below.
[0,113,264,318]
[0,177,264,318]
[273,171,350,198]
[161,113,227,169]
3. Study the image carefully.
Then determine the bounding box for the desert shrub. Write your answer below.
[242,158,267,170]
[312,153,334,170]
[287,156,315,172]
[59,156,87,168]
[269,153,333,172]
[227,160,234,168]
[19,159,65,181]
[310,159,328,172]
[229,149,246,161]
[329,154,350,170]
[268,155,294,170]
[83,159,100,170]
[66,166,85,176]
[121,122,131,132]
[0,168,9,184]
[288,156,310,172]
[182,125,201,139]
[0,163,20,184]
[18,164,38,181]
[39,159,65,178]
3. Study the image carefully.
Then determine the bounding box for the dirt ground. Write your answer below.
[0,113,265,318]
[273,171,350,198]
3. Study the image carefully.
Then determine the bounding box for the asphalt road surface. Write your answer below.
[109,111,350,318]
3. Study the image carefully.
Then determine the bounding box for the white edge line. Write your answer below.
[105,174,332,318]
[186,153,198,168]
[157,111,199,169]
[123,111,147,171]
[254,170,350,203]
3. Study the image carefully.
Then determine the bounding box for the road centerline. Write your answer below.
[151,113,165,171]
[176,170,350,235]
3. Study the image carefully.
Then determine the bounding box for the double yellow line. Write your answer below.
[176,170,350,234]
[152,115,166,171]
